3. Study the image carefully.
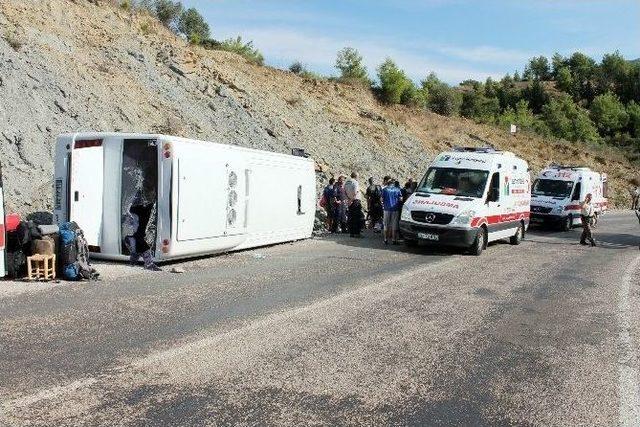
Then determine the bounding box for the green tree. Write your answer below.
[153,0,183,28]
[542,94,599,142]
[567,52,597,101]
[421,73,461,116]
[335,47,369,84]
[376,58,412,104]
[626,101,640,138]
[551,52,567,78]
[522,79,549,114]
[513,70,521,81]
[555,66,573,93]
[590,92,629,135]
[597,51,629,96]
[177,7,209,44]
[527,56,551,80]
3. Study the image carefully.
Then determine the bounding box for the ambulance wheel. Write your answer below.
[510,223,524,245]
[470,227,486,256]
[561,215,572,232]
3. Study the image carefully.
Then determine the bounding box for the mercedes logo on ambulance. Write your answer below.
[425,213,436,223]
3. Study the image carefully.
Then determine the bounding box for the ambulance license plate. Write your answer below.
[418,232,439,241]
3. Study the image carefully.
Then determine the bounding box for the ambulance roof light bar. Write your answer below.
[548,163,591,171]
[452,146,501,154]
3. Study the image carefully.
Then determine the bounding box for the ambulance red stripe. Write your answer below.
[470,211,530,228]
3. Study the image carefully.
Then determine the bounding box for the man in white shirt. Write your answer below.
[580,193,596,247]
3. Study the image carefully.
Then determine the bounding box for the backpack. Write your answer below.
[59,222,99,281]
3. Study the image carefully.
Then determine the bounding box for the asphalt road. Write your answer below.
[2,211,640,426]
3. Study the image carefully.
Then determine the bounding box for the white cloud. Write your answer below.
[214,26,512,83]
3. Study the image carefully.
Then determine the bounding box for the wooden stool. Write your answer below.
[27,254,56,281]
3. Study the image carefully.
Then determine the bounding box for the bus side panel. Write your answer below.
[175,146,229,242]
[235,158,315,250]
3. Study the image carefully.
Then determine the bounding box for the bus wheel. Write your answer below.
[561,215,572,232]
[510,223,524,245]
[470,227,486,256]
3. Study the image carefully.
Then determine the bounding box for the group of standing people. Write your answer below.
[321,173,417,244]
[321,172,365,237]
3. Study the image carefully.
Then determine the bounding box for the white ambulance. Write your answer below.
[529,165,608,230]
[399,147,531,255]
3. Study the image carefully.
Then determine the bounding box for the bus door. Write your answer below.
[69,138,104,247]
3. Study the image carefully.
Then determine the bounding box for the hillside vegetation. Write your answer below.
[0,0,638,215]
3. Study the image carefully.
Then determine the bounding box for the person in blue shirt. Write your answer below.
[381,176,403,245]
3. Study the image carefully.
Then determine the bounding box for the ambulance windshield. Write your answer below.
[532,179,573,198]
[417,167,489,198]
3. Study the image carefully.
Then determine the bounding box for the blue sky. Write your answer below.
[181,0,640,84]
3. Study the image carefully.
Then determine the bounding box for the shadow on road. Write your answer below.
[316,229,491,257]
[527,227,639,250]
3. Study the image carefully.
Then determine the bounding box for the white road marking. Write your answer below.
[618,254,640,426]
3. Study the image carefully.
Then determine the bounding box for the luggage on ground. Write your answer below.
[60,222,99,281]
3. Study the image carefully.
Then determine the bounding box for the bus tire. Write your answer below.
[561,215,572,232]
[510,222,524,245]
[470,227,486,256]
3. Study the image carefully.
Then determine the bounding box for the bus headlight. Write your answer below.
[553,205,563,214]
[451,209,476,226]
[401,205,411,221]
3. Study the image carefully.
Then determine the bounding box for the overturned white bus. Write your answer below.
[53,133,316,261]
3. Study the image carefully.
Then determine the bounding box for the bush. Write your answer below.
[420,73,460,116]
[376,58,413,105]
[460,90,500,123]
[335,47,369,85]
[217,36,264,65]
[496,100,549,135]
[590,92,629,136]
[289,61,304,74]
[178,7,210,44]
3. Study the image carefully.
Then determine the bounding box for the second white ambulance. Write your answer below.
[529,165,608,230]
[400,147,531,255]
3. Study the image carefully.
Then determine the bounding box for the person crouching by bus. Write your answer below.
[580,193,597,247]
[124,203,162,271]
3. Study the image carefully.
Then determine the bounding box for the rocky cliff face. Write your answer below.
[0,0,635,214]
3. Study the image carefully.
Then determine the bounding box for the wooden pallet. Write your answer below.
[27,254,56,281]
